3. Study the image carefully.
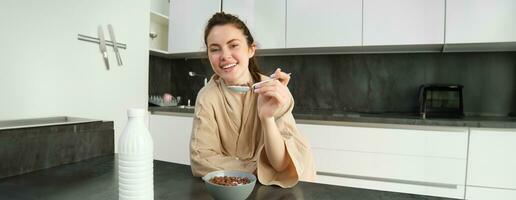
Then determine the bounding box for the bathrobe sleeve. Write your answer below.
[257,93,317,188]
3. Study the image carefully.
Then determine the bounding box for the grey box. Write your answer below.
[0,117,114,179]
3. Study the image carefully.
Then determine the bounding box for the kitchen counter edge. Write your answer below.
[149,108,516,129]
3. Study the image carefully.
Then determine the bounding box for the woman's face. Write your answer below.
[206,24,255,85]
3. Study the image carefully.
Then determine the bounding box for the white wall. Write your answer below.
[0,0,150,152]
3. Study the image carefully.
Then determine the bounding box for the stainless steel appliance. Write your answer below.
[418,84,464,119]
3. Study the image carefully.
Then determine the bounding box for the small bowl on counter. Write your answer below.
[202,170,257,200]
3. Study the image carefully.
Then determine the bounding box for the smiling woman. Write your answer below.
[189,12,316,188]
[204,14,259,86]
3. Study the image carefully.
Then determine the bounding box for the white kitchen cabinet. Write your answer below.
[222,0,286,49]
[466,128,516,200]
[286,0,362,48]
[446,0,516,44]
[363,0,444,46]
[297,122,468,199]
[149,114,193,165]
[168,0,221,53]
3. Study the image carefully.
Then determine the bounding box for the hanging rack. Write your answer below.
[77,34,127,49]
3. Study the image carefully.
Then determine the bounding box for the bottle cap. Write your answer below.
[127,108,145,117]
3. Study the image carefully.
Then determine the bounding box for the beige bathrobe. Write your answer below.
[190,75,316,188]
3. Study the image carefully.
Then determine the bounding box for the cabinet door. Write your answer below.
[168,0,221,53]
[363,0,444,46]
[446,0,516,43]
[286,0,362,48]
[223,0,286,49]
[467,128,516,189]
[149,114,193,165]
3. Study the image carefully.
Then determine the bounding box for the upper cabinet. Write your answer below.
[363,0,445,46]
[160,0,516,56]
[446,0,516,44]
[168,0,221,53]
[286,0,362,48]
[222,0,286,49]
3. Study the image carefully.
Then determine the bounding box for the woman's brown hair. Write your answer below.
[204,12,263,83]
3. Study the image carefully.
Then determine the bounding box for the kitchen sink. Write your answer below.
[178,105,195,109]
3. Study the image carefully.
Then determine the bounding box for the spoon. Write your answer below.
[226,73,292,93]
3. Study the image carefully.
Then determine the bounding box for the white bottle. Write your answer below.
[118,108,154,200]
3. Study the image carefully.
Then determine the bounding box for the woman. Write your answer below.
[190,12,315,188]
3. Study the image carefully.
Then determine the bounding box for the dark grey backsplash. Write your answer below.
[149,52,516,116]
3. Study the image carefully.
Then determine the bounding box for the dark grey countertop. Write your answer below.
[150,106,195,114]
[0,154,457,200]
[149,106,516,129]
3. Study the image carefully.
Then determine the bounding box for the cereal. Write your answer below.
[209,176,251,186]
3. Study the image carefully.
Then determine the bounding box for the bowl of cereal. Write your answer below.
[202,170,257,200]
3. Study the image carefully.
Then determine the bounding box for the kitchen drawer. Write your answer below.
[467,128,516,189]
[312,148,466,185]
[316,173,465,199]
[298,123,468,158]
[466,186,516,200]
[297,123,468,199]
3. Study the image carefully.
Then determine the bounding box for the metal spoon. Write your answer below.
[226,73,291,93]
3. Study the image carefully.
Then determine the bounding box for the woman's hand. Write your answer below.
[255,69,291,119]
[271,68,290,86]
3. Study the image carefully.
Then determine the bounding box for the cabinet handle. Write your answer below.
[317,171,458,189]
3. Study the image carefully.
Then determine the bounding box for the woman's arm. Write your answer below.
[260,117,290,172]
[254,68,293,172]
[255,69,317,187]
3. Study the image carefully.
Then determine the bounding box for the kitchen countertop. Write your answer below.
[0,154,457,200]
[149,106,516,129]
